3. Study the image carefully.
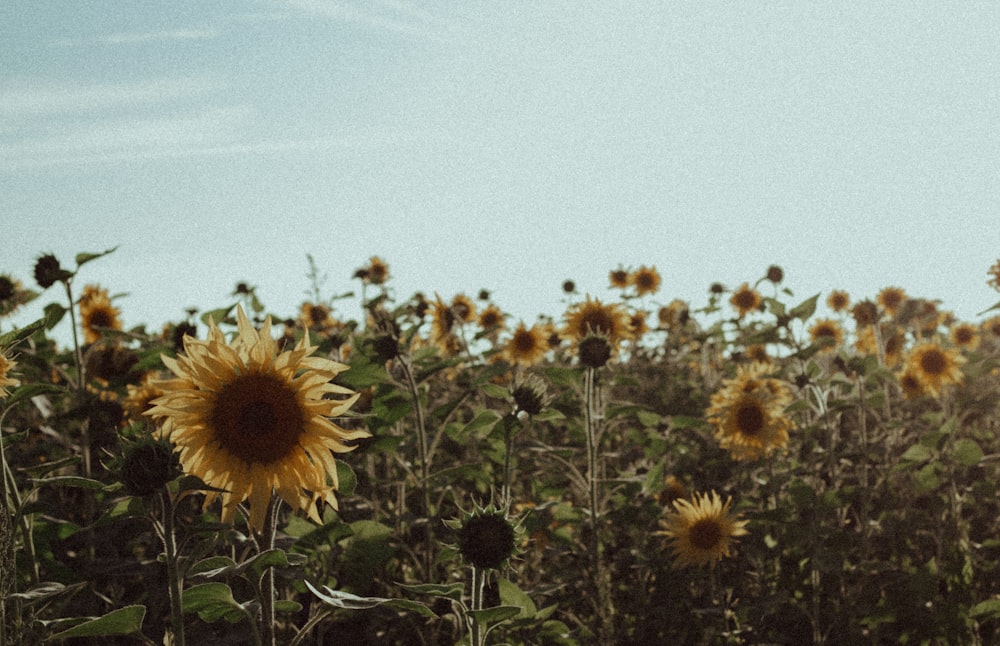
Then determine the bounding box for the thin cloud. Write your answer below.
[0,77,215,117]
[282,0,458,42]
[52,28,219,48]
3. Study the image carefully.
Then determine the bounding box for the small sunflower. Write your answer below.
[659,490,749,568]
[744,344,770,364]
[904,341,965,398]
[503,321,548,367]
[562,296,632,348]
[949,322,980,350]
[658,299,690,330]
[0,275,32,318]
[0,352,20,398]
[877,287,906,317]
[629,265,661,296]
[609,266,630,289]
[898,369,926,400]
[729,284,762,319]
[364,256,390,285]
[450,293,477,324]
[146,306,367,532]
[826,290,850,313]
[706,364,794,461]
[430,296,459,352]
[851,300,879,327]
[808,319,843,352]
[987,258,1000,292]
[79,285,122,344]
[478,304,506,332]
[628,310,649,338]
[124,374,165,423]
[984,316,1000,340]
[299,302,336,331]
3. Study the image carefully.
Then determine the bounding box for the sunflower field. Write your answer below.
[2,250,1000,645]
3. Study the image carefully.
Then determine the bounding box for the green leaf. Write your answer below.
[339,355,391,388]
[952,439,984,466]
[3,383,65,409]
[976,300,1000,316]
[336,459,357,496]
[970,599,1000,619]
[532,408,565,422]
[75,246,118,267]
[31,475,108,490]
[188,556,238,577]
[7,581,86,605]
[480,382,512,400]
[460,409,502,438]
[397,582,465,601]
[901,444,933,463]
[275,600,303,614]
[43,302,67,329]
[0,317,47,348]
[305,581,436,617]
[183,582,248,623]
[200,304,236,326]
[48,605,145,640]
[497,578,537,619]
[789,293,820,322]
[468,605,522,626]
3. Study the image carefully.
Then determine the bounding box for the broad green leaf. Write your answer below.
[480,382,512,400]
[397,582,465,601]
[336,459,357,496]
[200,304,236,326]
[43,302,67,329]
[305,581,436,617]
[952,439,984,466]
[183,582,247,623]
[900,444,932,463]
[789,293,820,322]
[48,605,145,640]
[970,599,1000,619]
[3,383,65,409]
[0,316,47,348]
[460,409,502,438]
[498,578,536,619]
[468,605,522,626]
[75,246,118,267]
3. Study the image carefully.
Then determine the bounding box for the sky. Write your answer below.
[3,1,999,345]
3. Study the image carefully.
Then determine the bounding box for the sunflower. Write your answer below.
[984,316,1000,340]
[146,306,367,532]
[949,322,980,350]
[79,285,122,344]
[630,265,661,296]
[904,341,965,398]
[609,266,630,289]
[744,344,770,364]
[706,364,794,461]
[124,374,165,423]
[628,310,649,338]
[659,490,749,568]
[365,256,390,285]
[299,302,336,331]
[0,275,31,318]
[562,296,632,349]
[658,299,690,330]
[0,353,20,398]
[877,286,906,317]
[451,293,477,324]
[478,304,506,332]
[808,319,843,352]
[430,295,459,352]
[988,258,1000,292]
[826,290,850,313]
[503,321,548,367]
[729,283,762,319]
[898,369,926,400]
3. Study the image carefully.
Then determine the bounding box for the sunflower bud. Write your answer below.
[457,511,517,570]
[512,374,548,416]
[766,265,784,283]
[118,438,180,496]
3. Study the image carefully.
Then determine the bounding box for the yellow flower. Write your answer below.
[0,275,30,318]
[146,306,367,532]
[729,283,762,319]
[124,374,165,423]
[659,490,749,568]
[826,290,850,313]
[365,256,390,285]
[808,319,843,352]
[450,293,477,324]
[706,364,794,461]
[0,353,20,398]
[608,266,630,289]
[877,286,906,317]
[629,265,661,296]
[657,299,689,330]
[628,310,649,338]
[562,296,632,348]
[503,321,548,367]
[478,304,506,332]
[299,302,336,331]
[79,285,122,344]
[904,341,965,398]
[987,258,1000,292]
[949,322,980,350]
[898,368,925,400]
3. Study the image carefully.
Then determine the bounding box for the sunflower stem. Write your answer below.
[400,356,434,581]
[583,366,613,643]
[258,495,281,646]
[159,489,186,646]
[469,565,486,646]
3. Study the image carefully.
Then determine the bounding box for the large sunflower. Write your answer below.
[146,306,367,531]
[659,490,749,568]
[904,341,965,398]
[706,364,794,461]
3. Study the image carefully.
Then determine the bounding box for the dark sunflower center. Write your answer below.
[919,350,946,376]
[514,330,537,353]
[89,309,113,328]
[733,291,756,310]
[735,402,765,436]
[210,373,305,466]
[689,519,723,551]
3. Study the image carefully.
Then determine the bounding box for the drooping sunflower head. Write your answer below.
[706,364,794,461]
[630,265,661,296]
[79,285,122,344]
[562,296,631,348]
[808,319,843,352]
[503,321,547,367]
[146,306,368,532]
[826,290,850,313]
[904,341,965,398]
[729,284,762,319]
[659,490,749,568]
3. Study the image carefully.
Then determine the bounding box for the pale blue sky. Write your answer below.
[3,2,999,342]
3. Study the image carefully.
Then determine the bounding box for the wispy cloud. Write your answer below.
[53,28,219,48]
[282,0,459,42]
[0,77,215,118]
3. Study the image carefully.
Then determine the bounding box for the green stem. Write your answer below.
[160,491,186,646]
[583,367,613,642]
[258,496,281,646]
[400,357,433,580]
[470,565,486,646]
